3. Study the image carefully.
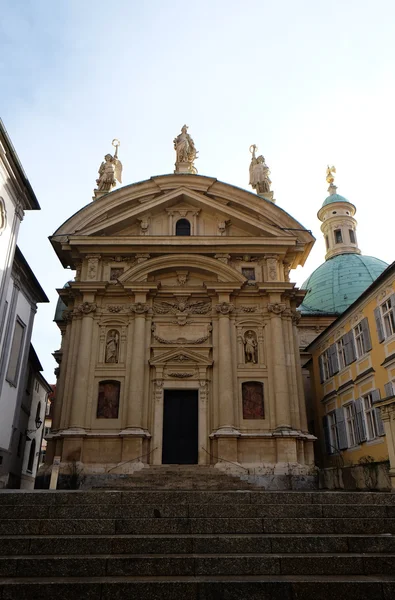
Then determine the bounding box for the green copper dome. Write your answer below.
[300,254,388,315]
[321,193,352,207]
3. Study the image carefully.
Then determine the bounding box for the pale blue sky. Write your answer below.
[1,0,395,380]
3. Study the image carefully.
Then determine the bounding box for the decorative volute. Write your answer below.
[317,167,361,261]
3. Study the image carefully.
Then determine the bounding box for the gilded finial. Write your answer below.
[326,165,337,195]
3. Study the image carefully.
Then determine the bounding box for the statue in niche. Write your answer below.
[105,329,119,363]
[173,125,198,173]
[95,139,123,193]
[244,330,258,364]
[97,380,120,419]
[242,381,264,419]
[249,144,271,195]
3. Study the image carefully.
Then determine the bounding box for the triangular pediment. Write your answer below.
[149,347,212,366]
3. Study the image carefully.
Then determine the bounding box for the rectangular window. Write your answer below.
[349,229,356,244]
[337,338,347,370]
[325,236,329,250]
[334,229,343,243]
[381,298,395,338]
[344,403,357,447]
[322,351,330,381]
[241,268,256,281]
[362,393,379,440]
[354,322,366,357]
[328,412,338,451]
[6,319,26,386]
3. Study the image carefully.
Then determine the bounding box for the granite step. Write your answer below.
[1,490,395,506]
[0,552,394,577]
[0,575,394,600]
[1,502,395,519]
[2,517,395,536]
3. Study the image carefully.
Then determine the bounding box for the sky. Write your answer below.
[1,0,395,381]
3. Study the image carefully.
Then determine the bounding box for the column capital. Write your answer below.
[130,302,150,315]
[215,302,235,315]
[267,302,287,315]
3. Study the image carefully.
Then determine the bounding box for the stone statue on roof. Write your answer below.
[174,125,198,174]
[249,145,271,195]
[95,139,123,196]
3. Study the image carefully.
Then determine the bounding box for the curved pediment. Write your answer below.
[119,254,246,284]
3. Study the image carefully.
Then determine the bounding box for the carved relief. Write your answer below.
[75,302,97,316]
[217,219,230,235]
[166,372,194,378]
[138,216,150,235]
[215,302,235,315]
[87,255,100,281]
[110,268,124,281]
[292,310,301,325]
[74,261,82,281]
[97,380,120,419]
[130,302,150,314]
[266,257,278,281]
[105,330,119,363]
[244,330,258,364]
[238,306,258,313]
[352,311,364,324]
[267,303,286,315]
[153,298,211,315]
[135,253,150,264]
[107,305,124,313]
[242,381,264,419]
[176,271,189,286]
[152,324,211,345]
[215,254,231,264]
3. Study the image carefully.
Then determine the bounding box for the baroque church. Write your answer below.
[45,128,387,487]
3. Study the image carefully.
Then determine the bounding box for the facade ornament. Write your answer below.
[86,255,100,281]
[167,372,194,378]
[130,302,149,314]
[173,125,198,174]
[326,165,336,192]
[266,256,278,281]
[238,305,258,313]
[291,310,301,325]
[236,255,258,262]
[217,220,231,236]
[267,303,286,315]
[62,309,73,322]
[215,302,235,315]
[107,255,129,263]
[107,305,124,313]
[105,329,119,363]
[94,139,123,196]
[249,144,271,195]
[214,254,231,264]
[135,253,150,264]
[283,262,291,282]
[0,198,7,234]
[153,298,211,315]
[138,217,150,235]
[75,302,97,315]
[152,324,211,345]
[176,270,189,286]
[244,330,258,364]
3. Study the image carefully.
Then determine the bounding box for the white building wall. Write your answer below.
[0,280,34,451]
[20,379,47,489]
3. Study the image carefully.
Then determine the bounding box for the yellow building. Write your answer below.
[307,261,395,489]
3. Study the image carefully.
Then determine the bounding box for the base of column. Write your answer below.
[119,427,151,437]
[211,426,240,437]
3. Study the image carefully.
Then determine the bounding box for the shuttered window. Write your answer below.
[381,298,395,338]
[362,391,385,440]
[354,318,372,357]
[337,338,347,370]
[344,403,357,447]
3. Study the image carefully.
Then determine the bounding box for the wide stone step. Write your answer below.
[1,533,395,556]
[1,490,395,506]
[1,502,394,519]
[0,575,394,600]
[2,518,395,535]
[1,552,395,577]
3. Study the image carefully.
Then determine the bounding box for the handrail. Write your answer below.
[106,447,158,473]
[201,446,250,473]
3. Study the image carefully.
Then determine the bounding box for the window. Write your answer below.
[36,402,42,425]
[337,338,347,370]
[382,298,395,338]
[241,268,255,281]
[17,432,23,458]
[320,350,331,381]
[175,219,191,236]
[27,439,36,473]
[353,318,372,358]
[334,229,343,243]
[344,403,357,447]
[362,393,380,440]
[6,319,25,386]
[328,412,338,452]
[349,229,356,244]
[374,295,395,342]
[325,236,329,250]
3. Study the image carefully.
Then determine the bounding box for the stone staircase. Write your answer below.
[1,484,395,598]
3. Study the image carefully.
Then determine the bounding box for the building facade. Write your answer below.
[307,262,395,489]
[46,170,317,485]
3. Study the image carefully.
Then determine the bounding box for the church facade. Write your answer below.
[47,165,317,482]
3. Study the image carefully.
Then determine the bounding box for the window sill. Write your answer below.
[383,332,395,345]
[365,437,385,447]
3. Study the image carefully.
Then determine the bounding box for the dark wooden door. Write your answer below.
[162,390,198,464]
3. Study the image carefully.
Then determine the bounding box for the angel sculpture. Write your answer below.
[173,125,198,173]
[249,144,271,195]
[95,139,123,193]
[326,165,336,186]
[153,298,211,315]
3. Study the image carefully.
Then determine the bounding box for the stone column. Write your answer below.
[292,311,309,433]
[215,302,236,431]
[125,302,149,433]
[69,302,97,430]
[267,302,291,429]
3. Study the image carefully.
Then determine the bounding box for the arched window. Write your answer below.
[27,439,36,472]
[175,219,191,236]
[36,401,42,424]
